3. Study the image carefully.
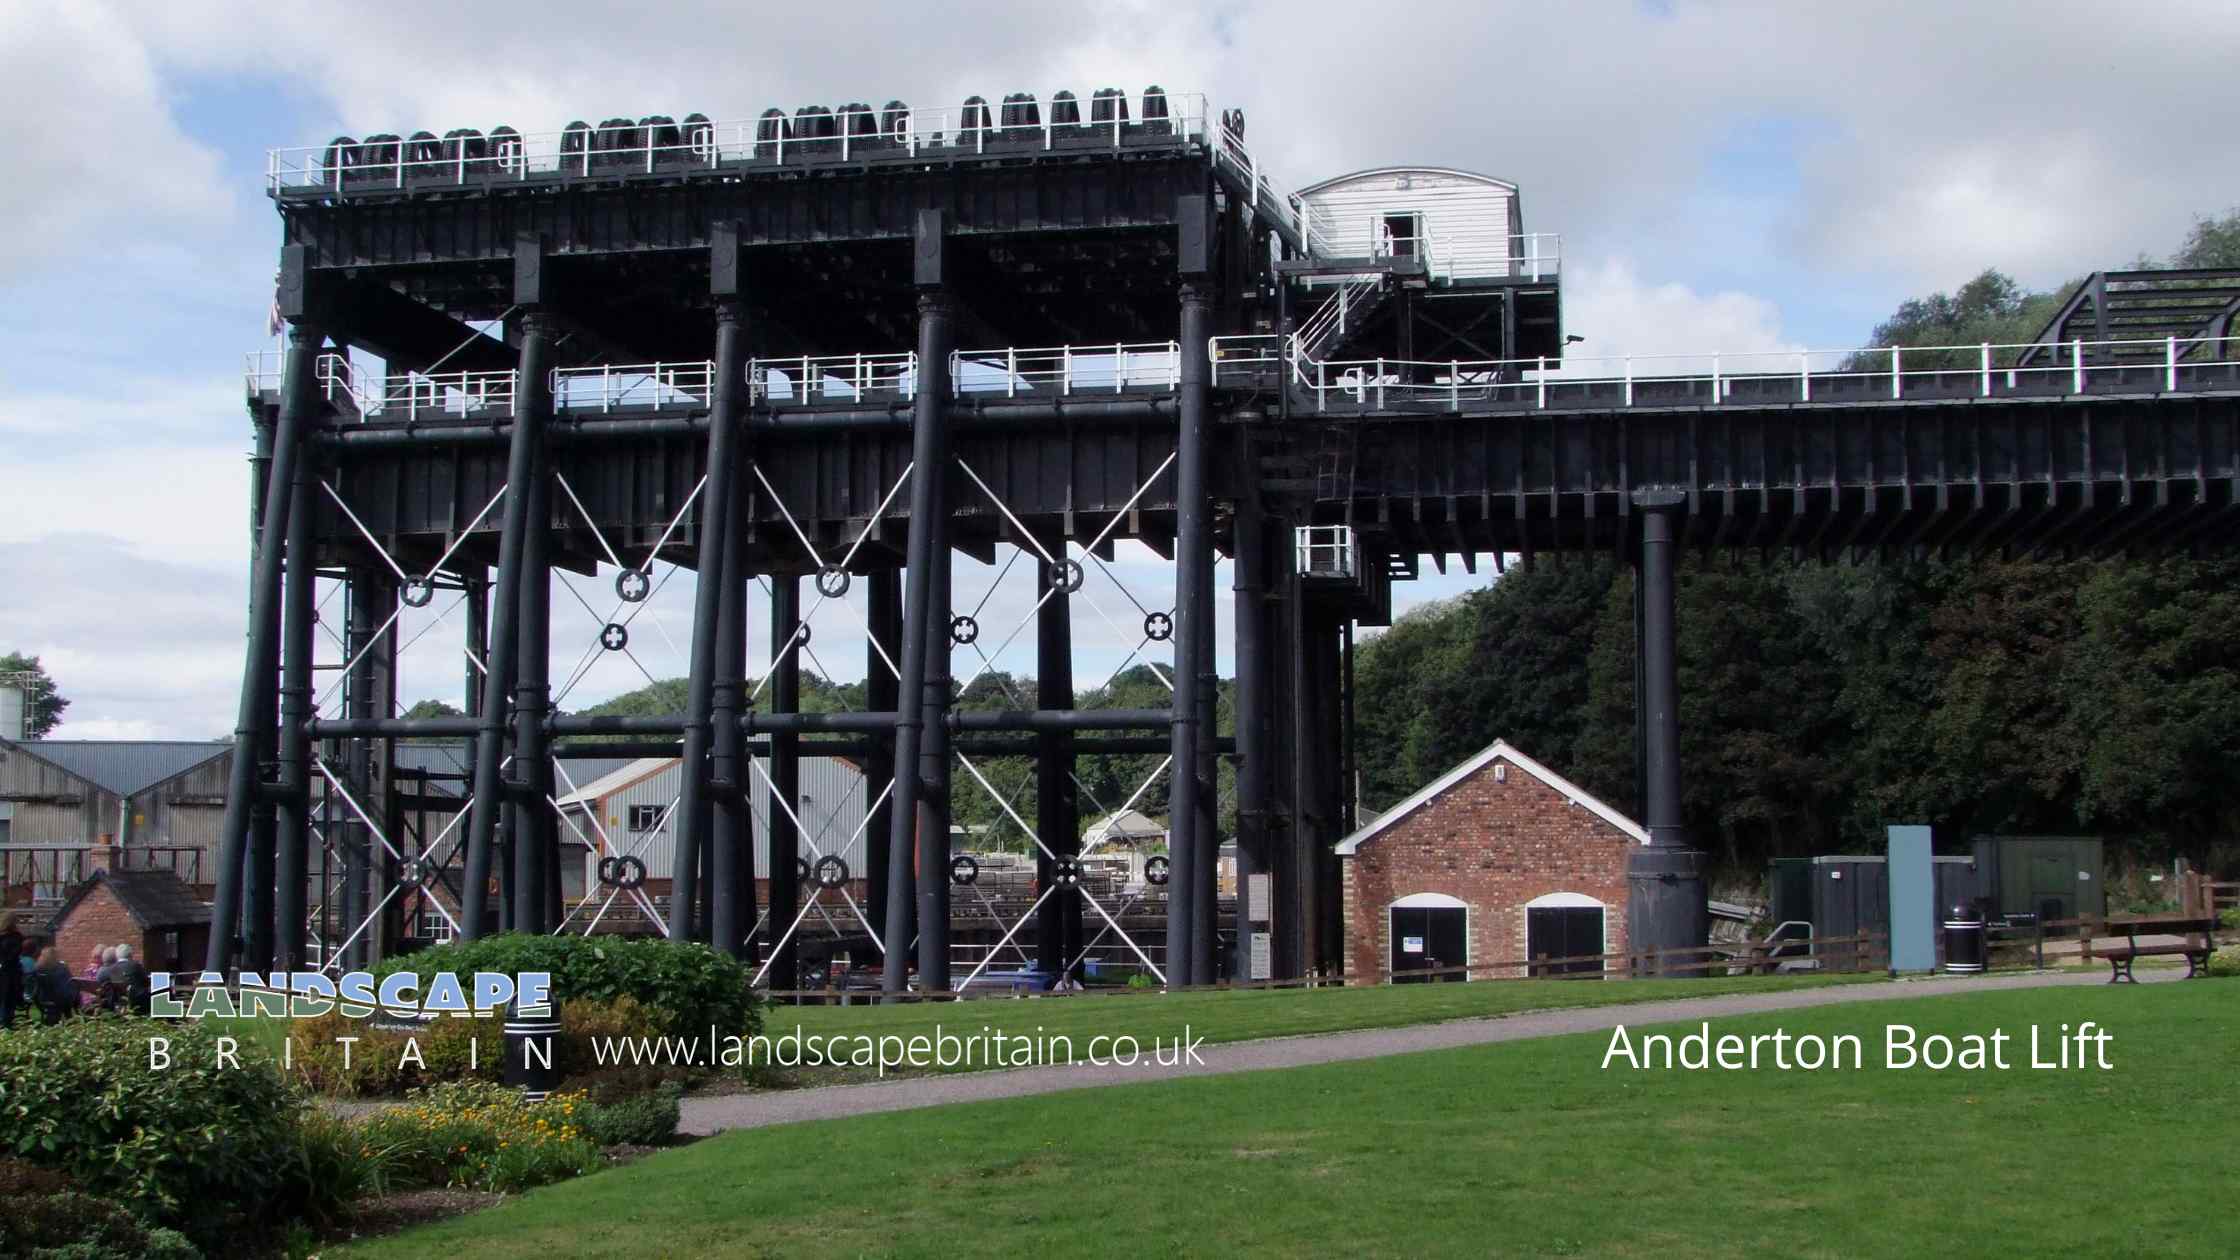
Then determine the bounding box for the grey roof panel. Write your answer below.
[12,741,230,797]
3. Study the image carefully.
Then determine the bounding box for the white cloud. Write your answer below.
[0,2,229,273]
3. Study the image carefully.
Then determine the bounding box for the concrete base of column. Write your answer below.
[1625,845,1709,975]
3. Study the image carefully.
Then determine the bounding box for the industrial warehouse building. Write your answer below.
[0,739,231,904]
[556,754,870,895]
[1337,740,1647,981]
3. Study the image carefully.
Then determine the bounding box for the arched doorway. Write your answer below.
[1525,892,1606,977]
[1388,892,1468,983]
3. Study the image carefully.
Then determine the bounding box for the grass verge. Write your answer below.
[336,980,2234,1257]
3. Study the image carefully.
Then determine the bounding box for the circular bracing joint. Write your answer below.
[599,622,630,652]
[1051,857,1085,888]
[949,614,979,646]
[614,568,653,603]
[1143,854,1171,886]
[613,856,648,890]
[796,857,812,883]
[788,622,812,648]
[813,855,851,890]
[396,857,431,889]
[1143,611,1174,642]
[1049,558,1084,594]
[815,565,852,598]
[596,856,621,887]
[950,853,980,886]
[399,578,436,608]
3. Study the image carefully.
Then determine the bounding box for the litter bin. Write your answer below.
[502,997,563,1101]
[1943,904,1986,974]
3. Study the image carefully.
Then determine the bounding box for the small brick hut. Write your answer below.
[44,838,211,973]
[1338,740,1646,982]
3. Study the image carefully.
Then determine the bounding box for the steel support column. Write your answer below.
[767,576,803,988]
[1034,552,1078,977]
[1626,493,1708,967]
[263,439,316,973]
[510,353,555,935]
[209,320,320,971]
[914,536,955,989]
[863,571,902,949]
[708,300,753,959]
[667,330,749,942]
[884,243,955,994]
[342,569,395,968]
[1231,503,1269,983]
[1168,278,1213,985]
[463,310,551,939]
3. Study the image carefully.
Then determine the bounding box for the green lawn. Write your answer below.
[337,981,2236,1258]
[762,971,1877,1078]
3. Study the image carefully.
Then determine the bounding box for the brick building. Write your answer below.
[1337,740,1647,982]
[43,837,211,974]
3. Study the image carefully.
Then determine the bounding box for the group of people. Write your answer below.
[0,911,151,1028]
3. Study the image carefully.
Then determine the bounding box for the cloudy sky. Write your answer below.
[3,0,2235,739]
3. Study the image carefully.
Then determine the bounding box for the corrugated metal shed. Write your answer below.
[10,741,229,797]
[558,756,868,879]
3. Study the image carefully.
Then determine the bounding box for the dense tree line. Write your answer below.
[1354,212,2240,888]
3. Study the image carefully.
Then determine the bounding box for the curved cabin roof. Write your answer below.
[1296,165,1519,198]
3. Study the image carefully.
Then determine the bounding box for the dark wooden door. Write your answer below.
[1390,906,1467,983]
[1527,906,1604,977]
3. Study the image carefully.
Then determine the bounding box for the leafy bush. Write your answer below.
[559,993,679,1075]
[289,1009,506,1097]
[0,1016,300,1250]
[350,1080,598,1193]
[577,1080,683,1146]
[2207,944,2240,978]
[0,1157,196,1260]
[374,933,760,1043]
[1125,973,1156,990]
[2221,907,2239,934]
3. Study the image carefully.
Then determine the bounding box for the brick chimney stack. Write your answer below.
[89,833,119,875]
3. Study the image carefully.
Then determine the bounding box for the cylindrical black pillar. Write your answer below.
[1034,550,1077,978]
[767,576,803,989]
[1194,565,1218,983]
[209,322,321,972]
[914,537,954,990]
[882,289,954,995]
[708,302,752,959]
[1625,495,1708,968]
[863,571,902,953]
[510,380,554,936]
[668,319,748,941]
[1231,505,1268,983]
[262,443,316,974]
[464,313,552,939]
[1168,281,1212,985]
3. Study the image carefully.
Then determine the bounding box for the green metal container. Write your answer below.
[1969,835,2105,923]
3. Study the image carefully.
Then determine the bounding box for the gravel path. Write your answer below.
[681,967,2163,1136]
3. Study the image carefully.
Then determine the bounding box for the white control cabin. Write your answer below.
[1295,166,1554,284]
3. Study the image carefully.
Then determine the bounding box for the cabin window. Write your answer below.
[628,804,665,832]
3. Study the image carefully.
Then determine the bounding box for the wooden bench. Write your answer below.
[2100,916,2216,983]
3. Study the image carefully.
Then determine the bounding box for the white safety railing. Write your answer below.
[551,362,716,411]
[1208,333,2240,411]
[953,342,1181,396]
[243,351,512,416]
[1209,122,1334,258]
[358,369,518,417]
[1294,274,1386,359]
[267,94,1212,192]
[752,353,918,403]
[243,350,359,403]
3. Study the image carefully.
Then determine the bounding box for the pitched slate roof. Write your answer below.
[46,868,212,935]
[1334,739,1649,855]
[7,740,229,797]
